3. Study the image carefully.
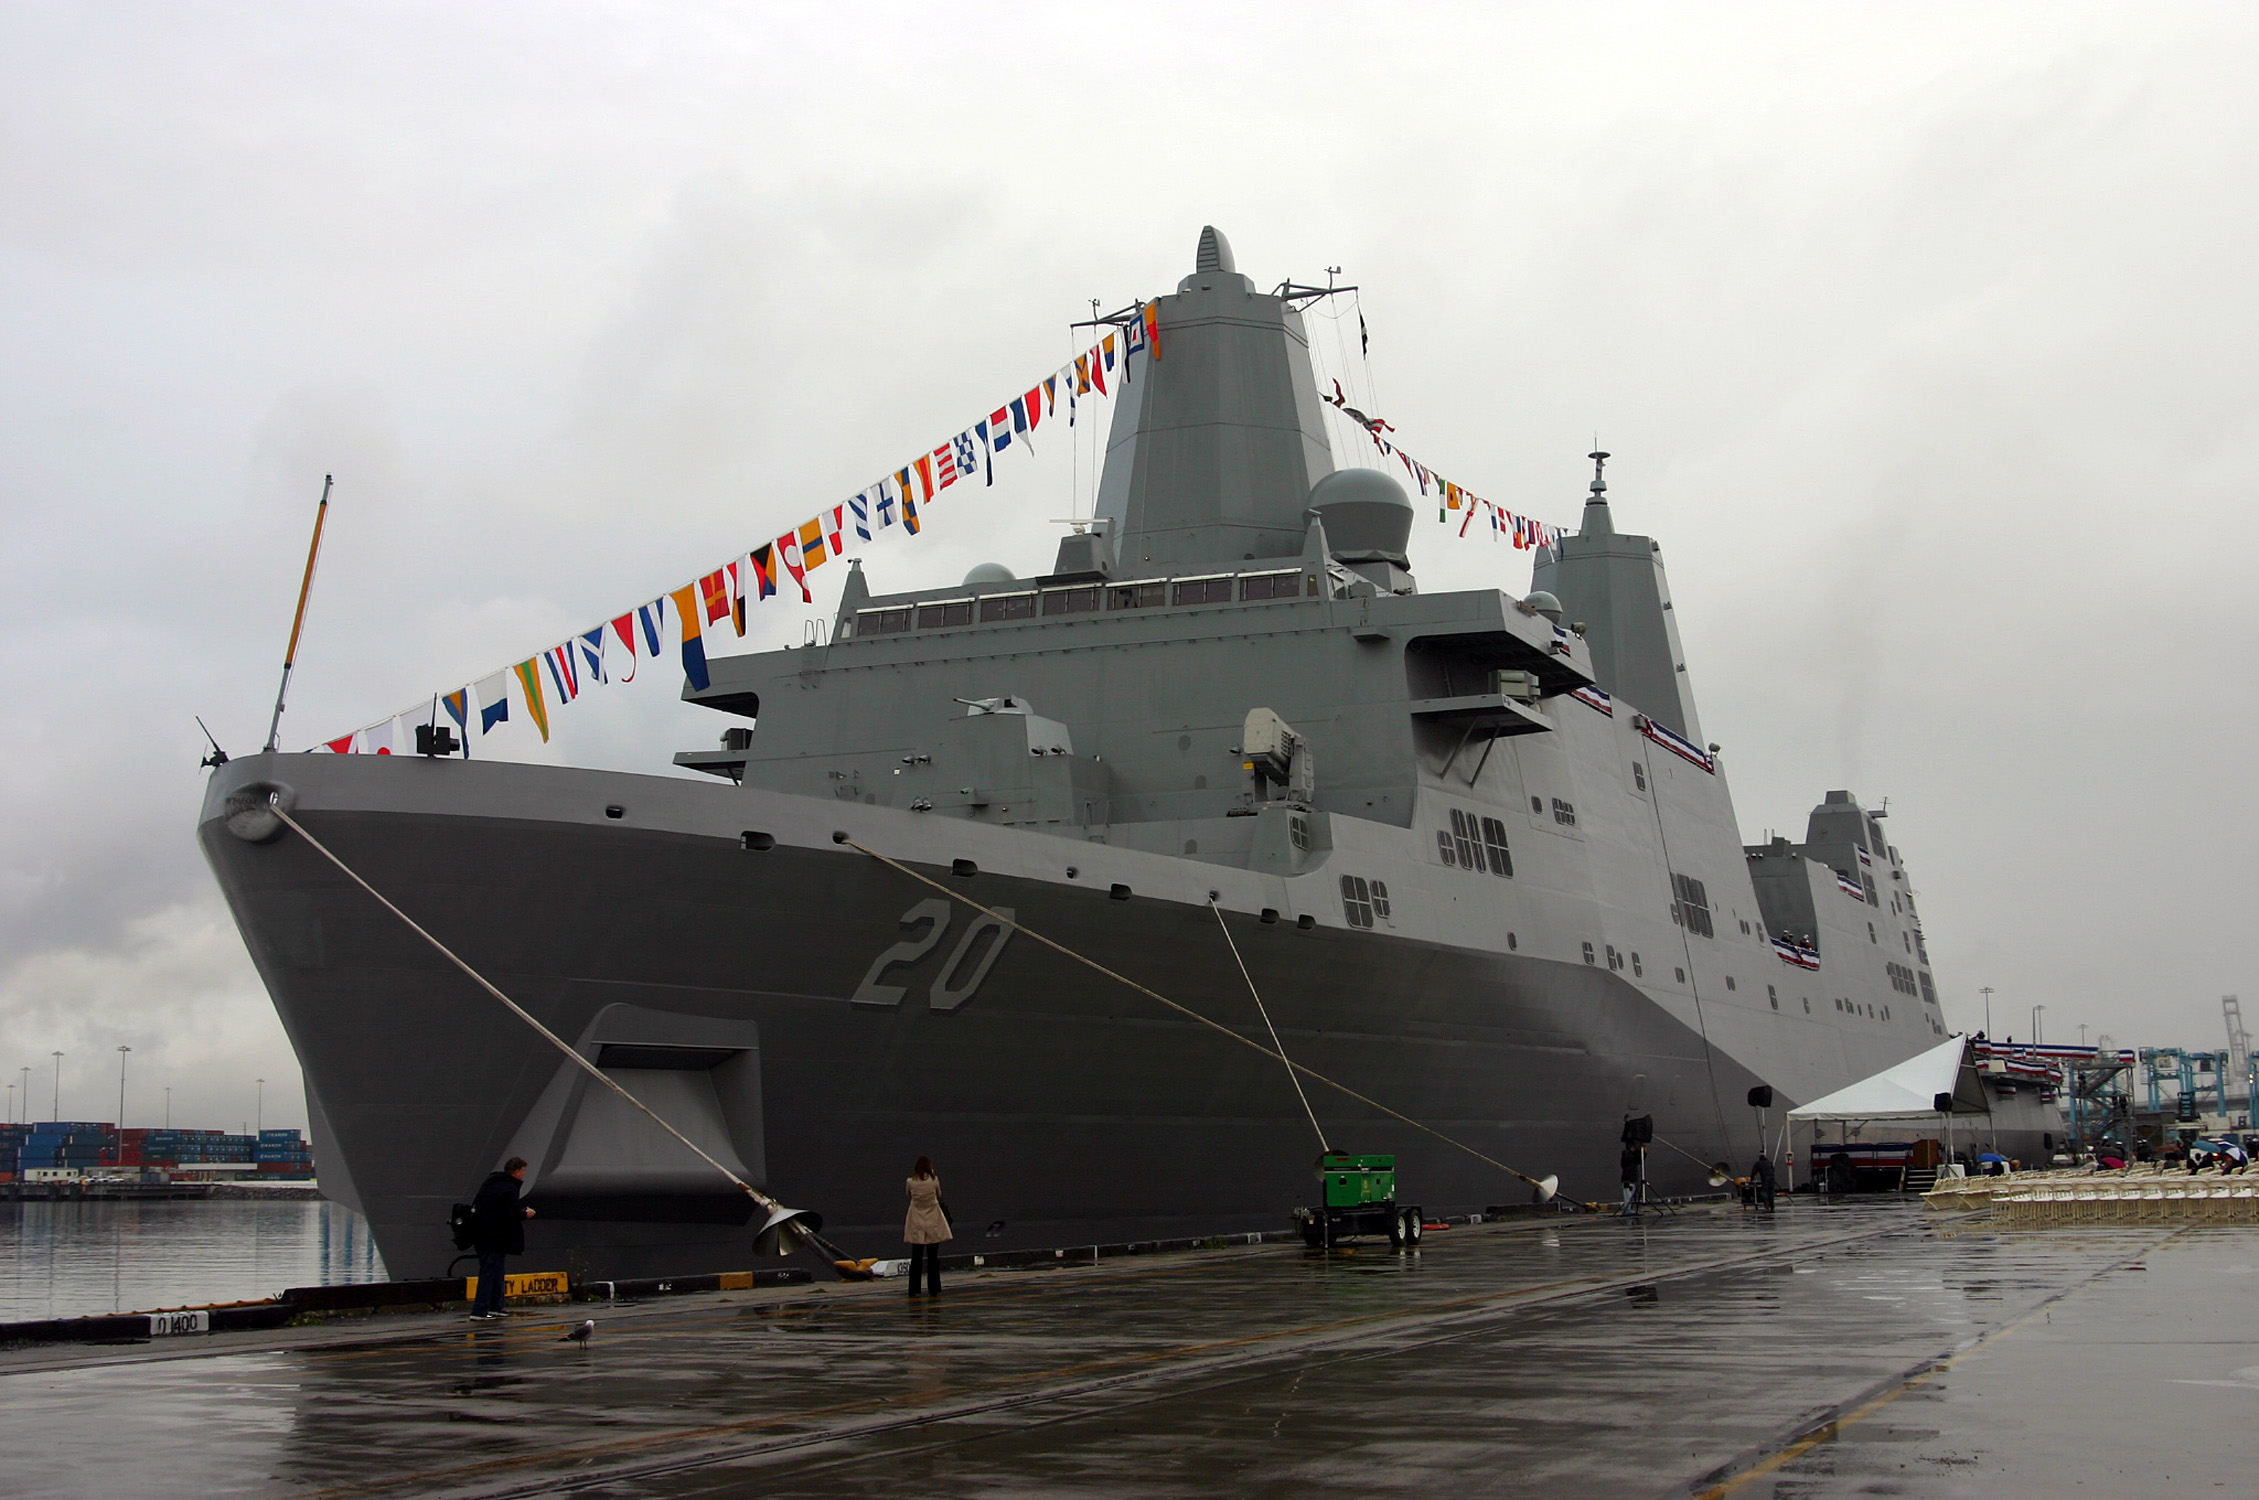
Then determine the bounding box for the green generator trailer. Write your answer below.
[1292,1151,1424,1248]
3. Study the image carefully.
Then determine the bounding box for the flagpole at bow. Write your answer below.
[264,475,333,753]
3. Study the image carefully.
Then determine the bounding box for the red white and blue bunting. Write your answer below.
[1636,715,1715,774]
[1773,937,1821,971]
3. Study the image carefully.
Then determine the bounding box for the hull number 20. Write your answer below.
[851,898,1016,1012]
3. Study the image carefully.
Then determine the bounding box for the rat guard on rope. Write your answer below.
[263,795,878,1281]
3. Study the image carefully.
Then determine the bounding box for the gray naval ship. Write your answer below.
[201,227,1992,1281]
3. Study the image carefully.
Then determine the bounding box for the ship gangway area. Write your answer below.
[0,1201,2250,1498]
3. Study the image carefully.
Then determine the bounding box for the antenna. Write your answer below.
[264,475,334,753]
[195,716,229,769]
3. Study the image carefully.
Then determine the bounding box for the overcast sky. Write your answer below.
[4,3,2255,1132]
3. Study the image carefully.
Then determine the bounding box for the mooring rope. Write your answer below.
[840,835,1557,1198]
[267,799,856,1264]
[1208,899,1330,1154]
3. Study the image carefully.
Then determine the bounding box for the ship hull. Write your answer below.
[200,753,1810,1281]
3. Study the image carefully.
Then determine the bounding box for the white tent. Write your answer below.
[1789,1036,1991,1123]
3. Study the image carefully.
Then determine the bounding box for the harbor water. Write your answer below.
[0,1197,388,1322]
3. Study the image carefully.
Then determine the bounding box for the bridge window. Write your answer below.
[1449,809,1486,873]
[915,599,974,628]
[1240,571,1305,601]
[1173,576,1235,606]
[1340,875,1374,929]
[1479,816,1513,877]
[1582,941,1596,965]
[1107,581,1167,610]
[1042,585,1101,616]
[856,606,913,635]
[979,592,1036,622]
[1436,830,1455,866]
[1671,873,1715,939]
[1552,798,1577,827]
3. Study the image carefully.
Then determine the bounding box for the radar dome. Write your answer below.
[962,562,1017,587]
[1306,468,1413,560]
[1524,590,1563,623]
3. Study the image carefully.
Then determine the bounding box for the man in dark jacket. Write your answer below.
[1750,1150,1778,1212]
[468,1157,535,1321]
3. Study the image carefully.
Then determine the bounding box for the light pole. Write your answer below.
[5,1081,13,1125]
[1980,987,1994,1037]
[164,1087,172,1128]
[2079,1024,2088,1048]
[116,1046,130,1127]
[50,1052,63,1121]
[2032,1005,2045,1045]
[255,1078,265,1135]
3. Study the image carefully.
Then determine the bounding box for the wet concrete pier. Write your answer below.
[2,1200,2251,1498]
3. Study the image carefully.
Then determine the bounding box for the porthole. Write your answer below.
[1632,953,1643,977]
[1675,967,1686,983]
[1530,796,1544,814]
[1725,976,1736,992]
[1803,997,1811,1013]
[1507,932,1518,951]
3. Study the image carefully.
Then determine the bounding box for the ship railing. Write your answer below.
[851,565,1319,639]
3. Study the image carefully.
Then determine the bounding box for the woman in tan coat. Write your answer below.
[903,1155,950,1296]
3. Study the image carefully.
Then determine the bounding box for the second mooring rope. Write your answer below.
[840,835,1557,1197]
[1209,898,1330,1154]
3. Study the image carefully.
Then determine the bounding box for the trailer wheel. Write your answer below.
[1401,1208,1423,1246]
[1301,1221,1325,1249]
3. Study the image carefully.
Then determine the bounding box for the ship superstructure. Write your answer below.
[200,229,1990,1281]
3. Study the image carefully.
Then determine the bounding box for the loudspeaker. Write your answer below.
[1621,1114,1653,1146]
[1747,1086,1774,1109]
[1933,1092,1956,1114]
